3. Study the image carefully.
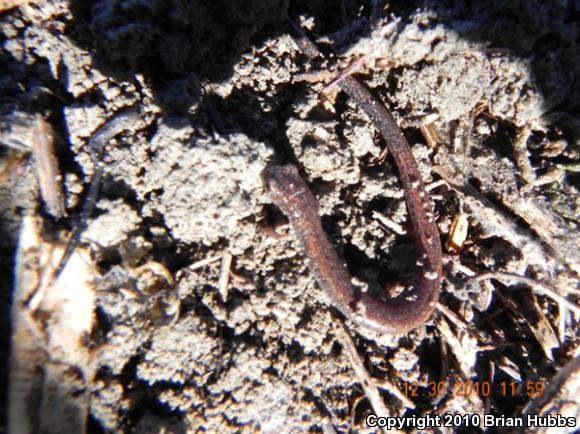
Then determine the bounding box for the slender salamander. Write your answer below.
[263,22,442,334]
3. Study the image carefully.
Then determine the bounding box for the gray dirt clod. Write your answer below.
[138,125,272,252]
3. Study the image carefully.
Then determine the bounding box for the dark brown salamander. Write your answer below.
[265,164,440,334]
[263,22,442,334]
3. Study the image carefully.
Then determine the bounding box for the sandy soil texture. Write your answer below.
[1,1,580,433]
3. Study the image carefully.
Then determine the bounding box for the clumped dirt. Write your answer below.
[1,1,580,433]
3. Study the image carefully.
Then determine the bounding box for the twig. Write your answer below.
[188,254,223,271]
[218,252,232,302]
[433,158,553,269]
[335,321,414,412]
[320,55,369,93]
[476,272,580,317]
[54,108,140,278]
[372,210,405,235]
[32,115,65,218]
[0,112,65,218]
[443,254,476,277]
[436,302,470,331]
[521,353,580,418]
